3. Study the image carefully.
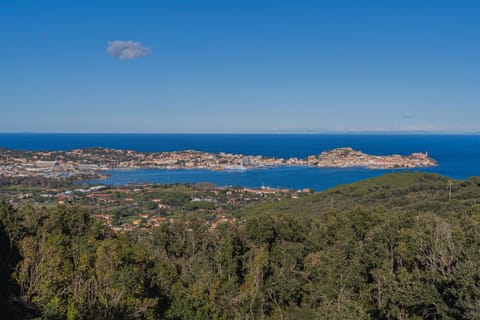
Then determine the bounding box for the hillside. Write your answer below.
[237,171,480,217]
[2,172,480,319]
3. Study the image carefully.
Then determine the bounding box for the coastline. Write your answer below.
[0,146,438,180]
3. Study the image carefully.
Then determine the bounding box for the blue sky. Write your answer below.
[1,0,479,133]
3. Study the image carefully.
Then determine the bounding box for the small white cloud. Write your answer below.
[106,40,150,60]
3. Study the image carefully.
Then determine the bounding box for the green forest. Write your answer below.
[2,172,480,319]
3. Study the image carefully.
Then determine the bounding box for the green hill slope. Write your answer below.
[3,172,480,319]
[237,171,480,217]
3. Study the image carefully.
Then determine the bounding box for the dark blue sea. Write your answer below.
[1,133,479,191]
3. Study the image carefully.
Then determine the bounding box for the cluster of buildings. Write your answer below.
[305,147,437,169]
[115,150,288,170]
[86,185,304,233]
[0,146,437,179]
[0,149,108,178]
[91,213,173,232]
[34,185,108,203]
[94,213,237,233]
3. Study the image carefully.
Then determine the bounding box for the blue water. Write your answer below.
[1,133,480,191]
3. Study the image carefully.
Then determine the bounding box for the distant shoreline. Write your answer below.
[0,146,438,181]
[1,132,480,135]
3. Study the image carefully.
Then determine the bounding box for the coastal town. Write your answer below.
[0,146,437,179]
[0,146,437,234]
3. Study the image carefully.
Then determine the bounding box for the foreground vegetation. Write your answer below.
[2,172,480,319]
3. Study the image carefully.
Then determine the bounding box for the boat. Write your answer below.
[224,165,247,171]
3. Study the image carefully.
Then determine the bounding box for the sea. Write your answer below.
[1,133,479,191]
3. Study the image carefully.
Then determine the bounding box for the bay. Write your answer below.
[1,133,480,190]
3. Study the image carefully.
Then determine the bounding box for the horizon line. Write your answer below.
[1,131,480,135]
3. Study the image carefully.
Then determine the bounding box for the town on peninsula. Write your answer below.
[0,147,437,179]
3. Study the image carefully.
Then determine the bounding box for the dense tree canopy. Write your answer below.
[2,172,480,319]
